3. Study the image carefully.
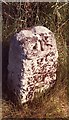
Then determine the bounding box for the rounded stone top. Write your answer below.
[16,26,53,38]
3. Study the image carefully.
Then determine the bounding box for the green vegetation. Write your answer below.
[2,2,69,118]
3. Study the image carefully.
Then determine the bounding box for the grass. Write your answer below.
[2,24,69,119]
[2,2,69,119]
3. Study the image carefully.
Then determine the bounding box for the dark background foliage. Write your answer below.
[2,2,69,118]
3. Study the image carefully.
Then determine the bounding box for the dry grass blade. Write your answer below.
[58,3,68,10]
[4,12,15,20]
[55,19,69,33]
[2,0,8,5]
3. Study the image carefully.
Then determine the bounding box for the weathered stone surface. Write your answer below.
[8,26,58,104]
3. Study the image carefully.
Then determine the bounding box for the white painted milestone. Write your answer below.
[8,26,58,104]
